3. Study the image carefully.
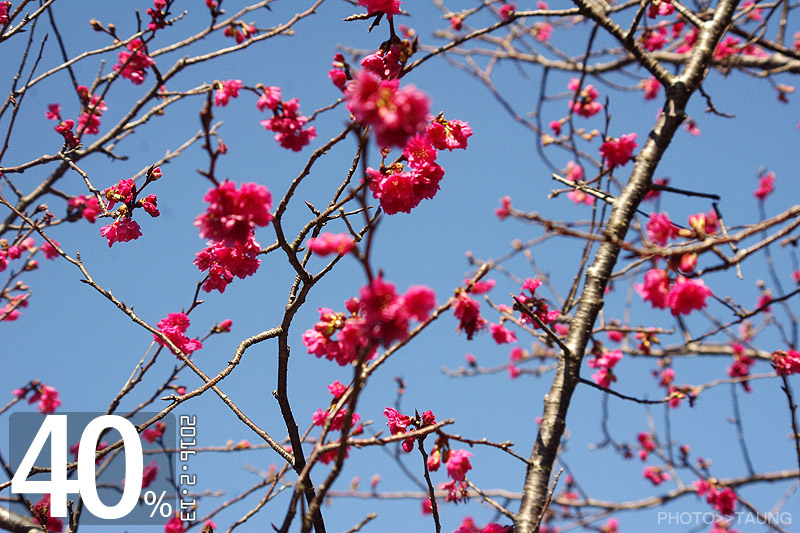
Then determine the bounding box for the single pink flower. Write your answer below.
[635,268,670,309]
[666,276,712,316]
[446,449,473,481]
[490,323,517,344]
[754,171,775,200]
[600,133,638,168]
[357,0,401,17]
[646,212,675,246]
[307,233,356,256]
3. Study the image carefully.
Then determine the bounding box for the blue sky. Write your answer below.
[2,1,800,532]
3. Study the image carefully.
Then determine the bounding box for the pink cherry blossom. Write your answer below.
[358,0,401,17]
[642,77,661,99]
[113,39,155,85]
[446,449,473,481]
[453,291,487,340]
[141,460,159,489]
[365,161,444,214]
[153,312,203,357]
[29,385,61,414]
[772,349,800,376]
[568,79,602,118]
[164,514,186,533]
[33,495,63,533]
[100,218,142,247]
[345,71,430,148]
[308,233,356,256]
[194,235,261,293]
[600,133,638,168]
[643,465,671,485]
[565,161,593,205]
[495,196,512,219]
[753,171,775,200]
[45,103,61,120]
[214,79,243,107]
[194,181,273,246]
[40,240,59,259]
[490,323,517,344]
[260,96,317,151]
[636,268,670,309]
[646,212,675,246]
[499,3,515,19]
[403,285,436,321]
[666,276,712,316]
[256,86,282,111]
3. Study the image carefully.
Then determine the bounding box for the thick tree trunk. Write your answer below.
[515,1,740,530]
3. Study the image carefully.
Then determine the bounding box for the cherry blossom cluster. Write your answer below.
[568,78,602,118]
[643,465,671,486]
[383,407,435,452]
[302,277,436,365]
[512,278,560,329]
[312,381,364,464]
[453,517,513,533]
[33,495,63,533]
[600,133,638,169]
[771,349,800,376]
[307,232,356,256]
[113,38,155,85]
[694,479,738,515]
[46,86,108,145]
[345,70,431,148]
[365,114,471,214]
[636,268,713,316]
[145,0,168,32]
[258,86,317,151]
[13,382,61,414]
[100,170,162,247]
[564,161,592,205]
[193,180,272,292]
[726,342,755,391]
[153,312,203,357]
[586,348,622,388]
[224,21,257,43]
[214,79,242,107]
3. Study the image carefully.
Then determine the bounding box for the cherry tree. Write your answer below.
[1,0,799,532]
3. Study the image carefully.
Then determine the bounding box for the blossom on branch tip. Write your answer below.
[635,268,670,309]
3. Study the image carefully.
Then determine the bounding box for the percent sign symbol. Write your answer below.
[143,490,173,518]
